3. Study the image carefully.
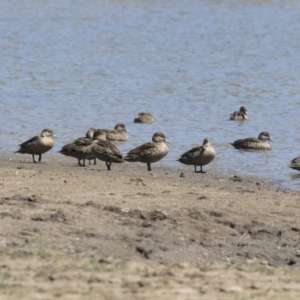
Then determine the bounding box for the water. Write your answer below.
[1,0,300,190]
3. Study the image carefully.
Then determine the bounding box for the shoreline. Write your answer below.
[2,152,284,189]
[0,157,300,298]
[4,144,300,192]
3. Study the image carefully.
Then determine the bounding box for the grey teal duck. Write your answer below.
[15,128,55,163]
[100,123,128,142]
[124,132,169,171]
[91,139,124,171]
[177,138,216,173]
[289,156,300,171]
[59,130,106,166]
[230,132,272,150]
[230,106,249,120]
[134,112,155,123]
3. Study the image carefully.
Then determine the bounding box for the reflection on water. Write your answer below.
[1,0,300,190]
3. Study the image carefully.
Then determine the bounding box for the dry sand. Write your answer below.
[0,157,300,299]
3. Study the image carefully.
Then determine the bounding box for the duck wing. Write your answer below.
[230,137,257,148]
[92,140,123,159]
[18,135,40,148]
[124,142,159,162]
[180,146,204,158]
[72,137,92,146]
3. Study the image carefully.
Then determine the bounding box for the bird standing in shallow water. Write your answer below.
[124,132,169,171]
[15,129,55,163]
[230,132,272,150]
[177,138,216,173]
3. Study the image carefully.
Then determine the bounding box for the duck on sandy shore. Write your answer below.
[59,130,106,166]
[134,112,155,123]
[177,138,216,173]
[124,132,169,171]
[15,129,55,163]
[230,106,249,121]
[91,139,124,171]
[230,132,272,150]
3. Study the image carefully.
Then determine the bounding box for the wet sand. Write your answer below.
[0,157,300,299]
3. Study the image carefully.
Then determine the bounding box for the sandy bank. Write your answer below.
[0,158,299,299]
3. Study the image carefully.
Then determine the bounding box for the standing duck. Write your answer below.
[230,132,272,150]
[15,129,55,163]
[230,106,249,120]
[59,130,106,166]
[177,138,216,173]
[124,132,169,171]
[91,139,124,171]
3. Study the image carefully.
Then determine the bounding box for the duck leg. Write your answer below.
[147,162,151,171]
[32,154,37,163]
[78,159,85,166]
[200,165,206,173]
[106,161,111,171]
[196,165,206,173]
[94,158,97,165]
[38,154,42,162]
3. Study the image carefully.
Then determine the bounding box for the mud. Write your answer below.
[0,158,300,299]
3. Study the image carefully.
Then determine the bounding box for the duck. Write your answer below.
[83,128,106,164]
[91,139,124,171]
[230,106,249,120]
[99,123,128,142]
[134,112,155,123]
[289,156,300,171]
[230,132,272,150]
[59,130,106,166]
[177,138,216,173]
[15,129,55,163]
[86,127,97,139]
[124,132,169,171]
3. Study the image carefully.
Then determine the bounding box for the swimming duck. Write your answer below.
[134,112,155,123]
[230,106,249,120]
[124,132,169,171]
[15,129,55,163]
[91,139,124,170]
[230,132,272,150]
[177,138,216,173]
[99,123,128,142]
[59,130,106,166]
[289,156,300,171]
